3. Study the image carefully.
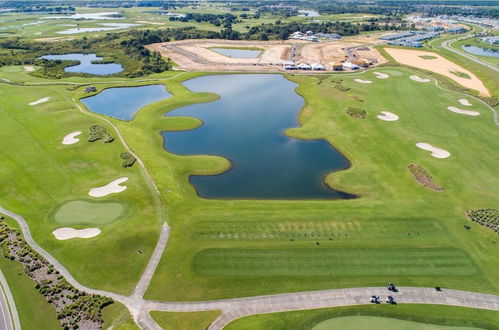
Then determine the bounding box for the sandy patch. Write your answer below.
[376,111,399,121]
[354,79,373,84]
[385,48,490,97]
[416,143,451,159]
[24,65,35,72]
[62,131,82,145]
[52,227,101,240]
[373,72,389,79]
[29,97,50,106]
[89,177,128,197]
[409,75,430,83]
[458,99,472,106]
[446,106,480,116]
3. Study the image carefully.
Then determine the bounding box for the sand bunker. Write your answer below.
[376,111,399,121]
[52,227,101,240]
[89,177,128,197]
[24,65,35,72]
[409,75,430,83]
[29,97,50,106]
[416,143,451,159]
[62,131,82,145]
[446,106,480,116]
[354,79,373,84]
[373,72,389,79]
[458,99,472,106]
[384,48,490,97]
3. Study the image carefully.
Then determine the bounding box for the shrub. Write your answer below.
[88,125,114,143]
[466,209,499,234]
[346,107,366,118]
[120,152,136,168]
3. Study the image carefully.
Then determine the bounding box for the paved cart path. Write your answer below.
[1,206,499,330]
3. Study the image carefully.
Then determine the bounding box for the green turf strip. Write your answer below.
[195,248,476,277]
[312,316,479,330]
[53,199,126,225]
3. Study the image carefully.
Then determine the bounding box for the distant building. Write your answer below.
[481,36,499,44]
[342,62,359,70]
[447,27,467,34]
[311,63,325,70]
[283,61,296,70]
[84,86,97,93]
[426,26,444,32]
[297,63,311,70]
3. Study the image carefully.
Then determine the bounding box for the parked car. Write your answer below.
[386,296,395,304]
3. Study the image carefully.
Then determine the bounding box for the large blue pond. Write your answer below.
[163,74,354,199]
[39,53,123,75]
[462,45,499,58]
[81,85,171,120]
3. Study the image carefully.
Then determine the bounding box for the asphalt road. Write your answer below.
[0,269,20,330]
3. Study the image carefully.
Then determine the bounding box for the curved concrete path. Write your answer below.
[440,36,498,73]
[146,286,499,329]
[0,269,20,330]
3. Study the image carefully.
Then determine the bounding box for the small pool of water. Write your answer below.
[163,74,354,200]
[57,23,138,34]
[39,53,123,75]
[462,45,499,58]
[81,85,171,120]
[298,10,321,17]
[42,12,120,20]
[210,48,262,58]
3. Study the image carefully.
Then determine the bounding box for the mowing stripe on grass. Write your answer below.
[194,248,476,277]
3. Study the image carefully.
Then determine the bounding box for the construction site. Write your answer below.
[147,38,387,72]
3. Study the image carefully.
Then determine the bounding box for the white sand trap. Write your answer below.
[52,227,101,240]
[89,177,128,197]
[29,97,50,106]
[354,79,373,84]
[416,143,451,159]
[458,99,472,106]
[24,65,35,72]
[409,75,430,83]
[376,111,399,121]
[62,131,82,145]
[374,72,389,79]
[446,106,480,116]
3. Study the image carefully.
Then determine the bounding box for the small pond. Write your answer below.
[163,74,354,200]
[462,45,499,58]
[298,10,321,17]
[42,12,121,20]
[39,53,123,75]
[210,48,262,58]
[57,23,138,34]
[81,85,171,121]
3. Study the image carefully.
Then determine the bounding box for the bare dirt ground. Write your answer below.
[384,48,490,97]
[148,39,386,72]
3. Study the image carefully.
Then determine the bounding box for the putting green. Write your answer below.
[312,316,480,330]
[53,200,126,226]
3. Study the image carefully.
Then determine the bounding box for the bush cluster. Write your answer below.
[408,164,444,192]
[120,151,136,168]
[88,125,114,143]
[466,209,499,234]
[346,107,366,118]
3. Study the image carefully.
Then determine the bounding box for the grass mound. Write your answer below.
[88,125,114,143]
[466,209,499,234]
[53,200,126,226]
[194,247,476,277]
[419,55,437,60]
[408,164,444,192]
[346,107,366,118]
[450,71,472,79]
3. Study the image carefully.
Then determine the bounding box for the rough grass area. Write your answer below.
[419,55,438,60]
[450,71,472,80]
[408,164,444,192]
[150,311,221,330]
[346,107,366,118]
[53,200,126,226]
[194,248,476,277]
[224,304,499,330]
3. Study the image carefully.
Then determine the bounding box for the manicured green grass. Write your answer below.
[133,68,498,301]
[102,302,139,330]
[312,316,478,330]
[150,311,221,330]
[53,199,126,226]
[0,79,162,295]
[194,248,476,277]
[0,217,60,330]
[224,305,499,330]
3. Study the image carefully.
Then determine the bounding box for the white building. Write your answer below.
[297,63,311,70]
[311,63,325,70]
[342,61,359,70]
